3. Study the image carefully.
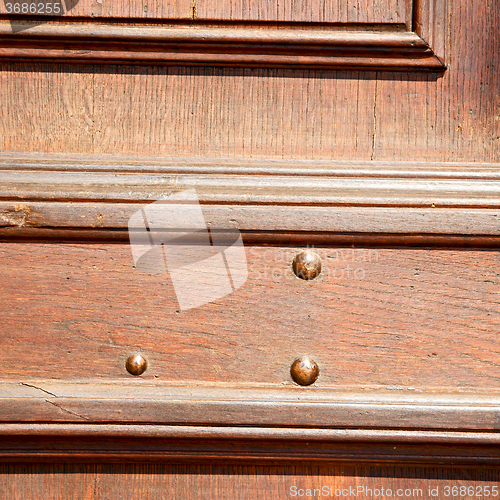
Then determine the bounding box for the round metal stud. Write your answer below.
[292,250,322,280]
[290,356,319,386]
[126,354,148,376]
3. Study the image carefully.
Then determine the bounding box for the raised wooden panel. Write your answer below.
[0,0,410,23]
[3,0,499,162]
[3,0,498,164]
[0,0,498,476]
[1,241,499,387]
[193,0,410,23]
[0,0,444,69]
[0,233,499,463]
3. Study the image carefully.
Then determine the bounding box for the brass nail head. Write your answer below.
[290,356,319,386]
[126,354,148,376]
[292,250,322,280]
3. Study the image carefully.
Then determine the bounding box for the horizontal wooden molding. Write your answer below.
[2,204,500,236]
[1,383,500,463]
[1,424,500,464]
[2,155,499,177]
[2,229,500,247]
[0,0,445,69]
[2,172,500,206]
[6,382,500,430]
[0,156,499,242]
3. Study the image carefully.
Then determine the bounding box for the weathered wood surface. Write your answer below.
[4,383,500,462]
[2,203,500,238]
[0,0,496,160]
[0,0,498,483]
[1,243,498,390]
[0,21,442,70]
[1,158,499,238]
[1,464,499,500]
[2,160,500,207]
[3,383,500,430]
[0,0,410,23]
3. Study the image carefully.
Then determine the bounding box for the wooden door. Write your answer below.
[0,0,500,497]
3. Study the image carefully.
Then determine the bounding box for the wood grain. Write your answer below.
[2,203,500,238]
[89,66,379,158]
[0,0,498,482]
[0,21,442,70]
[1,160,500,207]
[0,64,94,154]
[0,243,498,390]
[63,0,191,19]
[374,0,499,162]
[4,384,500,430]
[194,0,409,23]
[0,0,495,161]
[1,155,499,237]
[3,423,500,463]
[0,0,409,23]
[0,464,499,500]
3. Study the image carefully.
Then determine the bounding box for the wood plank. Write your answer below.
[0,63,94,154]
[0,22,442,70]
[373,0,499,162]
[0,0,497,162]
[194,0,409,23]
[0,0,409,23]
[69,0,191,19]
[0,464,498,499]
[0,243,498,391]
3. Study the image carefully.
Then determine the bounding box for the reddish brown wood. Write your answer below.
[3,228,500,247]
[195,0,410,23]
[1,0,410,23]
[2,423,500,463]
[0,19,444,70]
[3,383,500,432]
[0,243,498,390]
[374,0,498,162]
[0,1,496,162]
[0,464,498,499]
[0,0,498,487]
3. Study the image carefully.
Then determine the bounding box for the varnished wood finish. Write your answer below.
[4,383,500,433]
[0,464,499,500]
[0,0,499,490]
[0,0,496,163]
[1,0,410,22]
[1,243,499,390]
[0,13,445,70]
[0,0,439,69]
[3,424,500,463]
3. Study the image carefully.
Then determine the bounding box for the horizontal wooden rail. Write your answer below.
[0,11,445,69]
[0,156,499,241]
[1,383,500,463]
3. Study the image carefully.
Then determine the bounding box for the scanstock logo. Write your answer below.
[3,0,80,33]
[128,190,248,311]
